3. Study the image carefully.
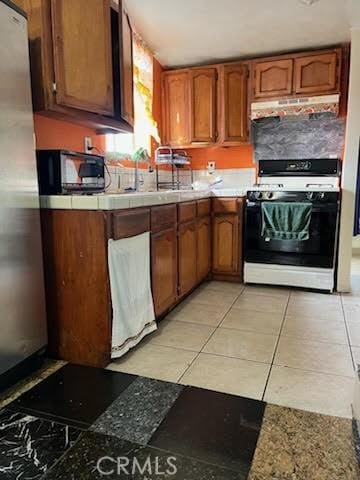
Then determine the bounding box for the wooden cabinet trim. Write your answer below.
[151,204,177,233]
[50,0,114,116]
[178,200,197,224]
[212,197,240,214]
[196,198,211,218]
[112,208,150,239]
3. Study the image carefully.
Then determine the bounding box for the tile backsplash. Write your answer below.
[105,164,256,193]
[253,112,345,160]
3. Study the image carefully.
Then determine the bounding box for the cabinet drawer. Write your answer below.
[151,204,177,233]
[197,198,211,217]
[212,198,241,214]
[112,208,150,239]
[178,201,197,223]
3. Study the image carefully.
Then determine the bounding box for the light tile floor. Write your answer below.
[109,257,360,419]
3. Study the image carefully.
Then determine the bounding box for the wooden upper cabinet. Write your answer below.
[51,0,114,116]
[221,63,248,144]
[294,51,340,95]
[190,68,217,143]
[162,71,190,146]
[253,58,293,99]
[119,1,134,125]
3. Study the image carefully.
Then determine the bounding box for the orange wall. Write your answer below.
[189,144,254,170]
[34,114,106,153]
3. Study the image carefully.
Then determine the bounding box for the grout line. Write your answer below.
[39,430,85,479]
[177,286,246,384]
[261,288,292,402]
[268,362,355,380]
[340,293,356,371]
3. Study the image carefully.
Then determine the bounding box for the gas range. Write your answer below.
[244,158,341,292]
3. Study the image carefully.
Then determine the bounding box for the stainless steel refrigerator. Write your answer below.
[0,0,47,388]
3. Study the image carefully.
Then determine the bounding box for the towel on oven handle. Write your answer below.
[261,202,312,241]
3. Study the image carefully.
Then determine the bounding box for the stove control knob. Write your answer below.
[255,191,263,200]
[306,191,315,200]
[318,192,326,201]
[265,191,274,200]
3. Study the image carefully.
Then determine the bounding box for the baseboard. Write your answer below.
[211,273,243,283]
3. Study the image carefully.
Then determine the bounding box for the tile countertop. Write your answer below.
[39,188,247,210]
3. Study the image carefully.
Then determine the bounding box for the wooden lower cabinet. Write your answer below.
[212,214,240,275]
[197,216,211,281]
[40,197,244,367]
[151,228,178,317]
[41,210,112,368]
[178,221,197,297]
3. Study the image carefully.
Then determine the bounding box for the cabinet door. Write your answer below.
[212,214,239,274]
[151,228,178,317]
[294,52,339,95]
[178,222,197,296]
[162,71,190,146]
[190,68,217,143]
[253,59,293,99]
[221,64,248,143]
[197,217,211,281]
[119,1,134,125]
[51,0,114,115]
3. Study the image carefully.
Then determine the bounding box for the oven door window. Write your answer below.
[245,202,339,268]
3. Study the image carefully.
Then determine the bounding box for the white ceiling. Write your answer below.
[125,0,359,68]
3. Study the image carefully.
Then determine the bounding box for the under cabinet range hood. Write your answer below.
[251,94,340,120]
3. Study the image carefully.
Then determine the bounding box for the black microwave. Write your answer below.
[36,150,105,195]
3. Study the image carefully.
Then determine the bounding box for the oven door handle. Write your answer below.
[246,202,339,213]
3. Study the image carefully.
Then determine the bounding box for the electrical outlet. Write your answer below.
[84,136,92,153]
[207,161,215,173]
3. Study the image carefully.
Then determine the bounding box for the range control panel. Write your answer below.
[258,159,340,177]
[247,190,339,203]
[286,161,312,171]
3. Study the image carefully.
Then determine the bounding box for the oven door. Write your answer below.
[245,200,339,268]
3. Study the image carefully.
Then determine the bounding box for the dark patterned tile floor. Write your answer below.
[91,376,184,444]
[7,363,136,428]
[149,386,265,477]
[43,431,243,480]
[1,362,358,480]
[0,409,81,479]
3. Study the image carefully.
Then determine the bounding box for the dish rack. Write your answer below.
[155,146,193,191]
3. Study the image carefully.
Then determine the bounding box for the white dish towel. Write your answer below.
[108,232,157,359]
